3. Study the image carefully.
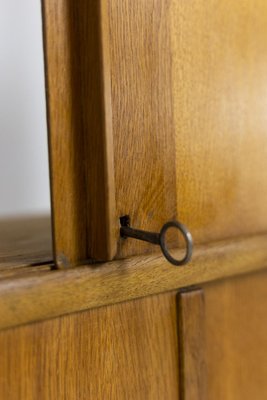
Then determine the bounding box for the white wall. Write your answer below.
[0,0,50,216]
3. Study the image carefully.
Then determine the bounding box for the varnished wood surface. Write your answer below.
[42,0,267,263]
[43,0,178,264]
[172,0,267,244]
[0,293,179,400]
[0,215,52,270]
[178,288,207,400]
[109,0,267,257]
[42,0,116,266]
[0,233,266,330]
[109,0,177,258]
[204,271,267,399]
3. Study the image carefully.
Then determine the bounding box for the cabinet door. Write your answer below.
[179,271,267,400]
[0,292,179,400]
[43,0,267,266]
[204,271,267,399]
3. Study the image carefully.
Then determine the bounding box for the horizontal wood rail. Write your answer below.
[0,233,267,330]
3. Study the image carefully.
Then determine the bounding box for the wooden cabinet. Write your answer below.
[44,0,267,265]
[1,0,267,398]
[0,293,179,399]
[2,272,267,399]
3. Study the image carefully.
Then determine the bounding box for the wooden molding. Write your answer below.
[42,0,116,266]
[0,234,267,330]
[178,288,207,400]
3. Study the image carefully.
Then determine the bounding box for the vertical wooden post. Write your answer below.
[42,0,116,267]
[178,288,207,400]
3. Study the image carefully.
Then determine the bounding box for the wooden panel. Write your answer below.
[43,0,267,264]
[109,0,267,256]
[0,293,179,400]
[172,0,267,244]
[178,288,207,400]
[204,271,267,399]
[0,215,52,270]
[42,0,116,266]
[109,0,177,258]
[42,0,178,264]
[1,233,267,330]
[109,0,267,257]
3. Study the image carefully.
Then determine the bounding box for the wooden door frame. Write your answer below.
[42,0,116,267]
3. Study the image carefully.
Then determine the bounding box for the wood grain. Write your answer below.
[108,0,177,258]
[204,271,267,400]
[0,215,52,270]
[0,233,266,330]
[42,0,116,266]
[109,0,267,257]
[172,0,267,244]
[0,292,179,400]
[178,288,207,400]
[43,0,267,263]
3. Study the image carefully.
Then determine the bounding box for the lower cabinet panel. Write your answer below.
[0,292,179,400]
[204,271,267,400]
[1,270,267,399]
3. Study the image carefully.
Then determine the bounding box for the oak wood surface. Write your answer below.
[0,215,52,270]
[204,271,267,400]
[42,0,267,264]
[109,0,267,257]
[178,288,207,400]
[109,0,178,258]
[172,0,267,244]
[42,0,116,266]
[0,292,179,400]
[0,233,266,330]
